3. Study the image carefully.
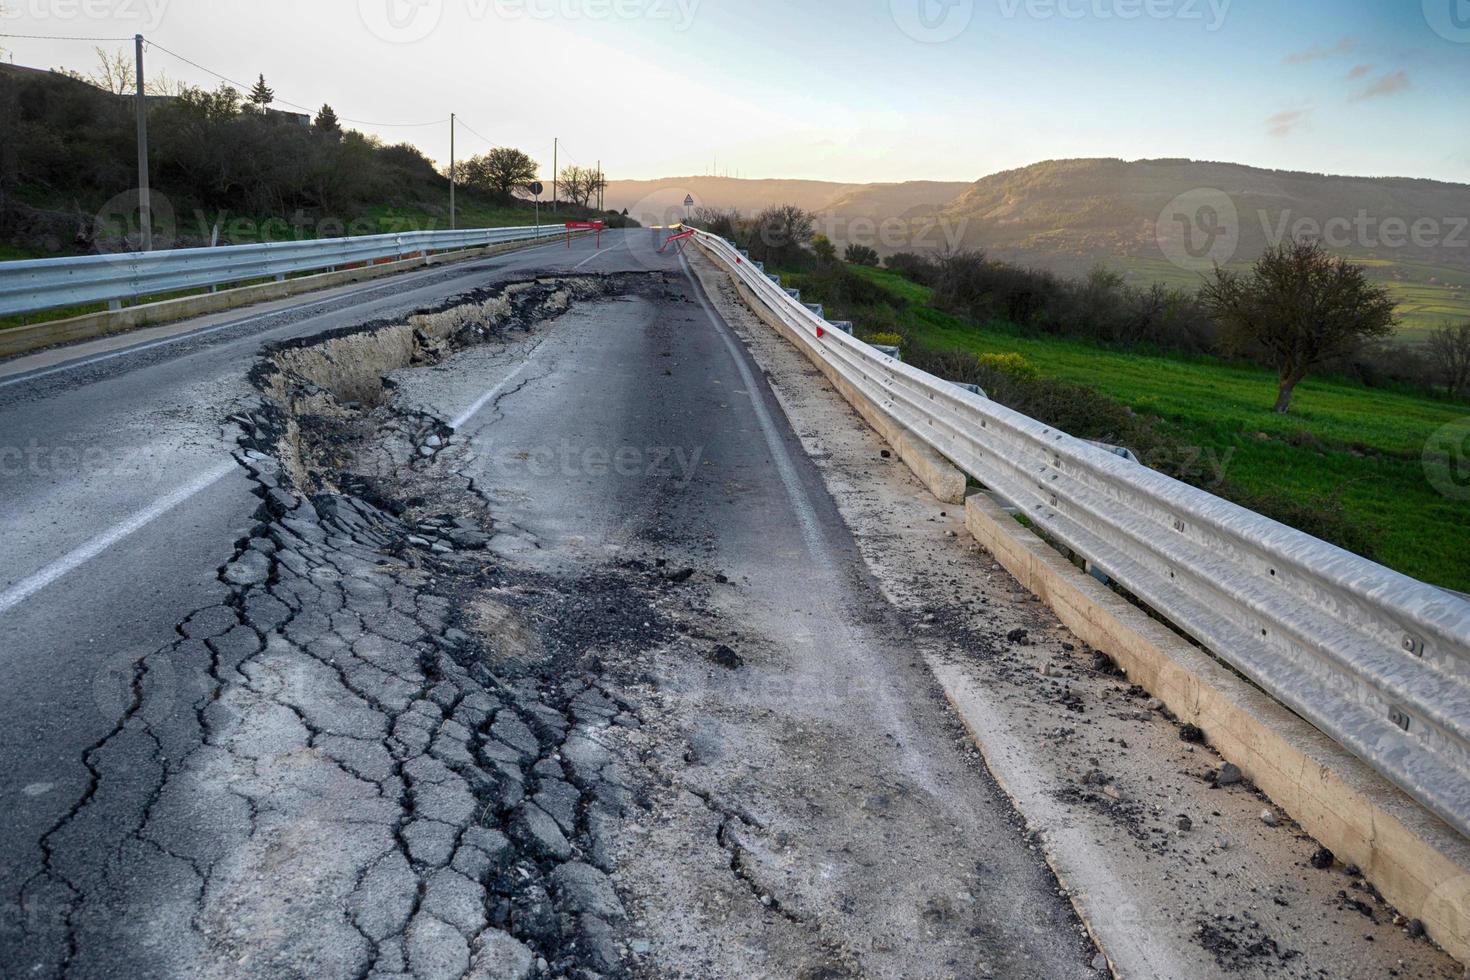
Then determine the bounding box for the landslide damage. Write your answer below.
[16,276,691,980]
[226,275,683,979]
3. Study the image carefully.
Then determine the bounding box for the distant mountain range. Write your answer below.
[607,160,1470,332]
[603,177,970,226]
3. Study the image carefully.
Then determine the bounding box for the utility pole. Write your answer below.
[134,34,152,251]
[449,112,456,231]
[552,138,558,213]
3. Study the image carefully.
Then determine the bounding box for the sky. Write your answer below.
[1,0,1467,185]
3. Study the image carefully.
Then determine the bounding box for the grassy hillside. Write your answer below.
[933,159,1470,340]
[782,263,1470,593]
[0,64,603,262]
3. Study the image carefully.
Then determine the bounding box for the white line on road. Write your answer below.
[571,235,629,270]
[0,461,237,617]
[450,340,550,432]
[678,252,828,558]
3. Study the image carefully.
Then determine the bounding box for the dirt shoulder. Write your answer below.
[684,249,1462,980]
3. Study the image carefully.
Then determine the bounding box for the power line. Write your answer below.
[457,119,496,149]
[0,32,136,42]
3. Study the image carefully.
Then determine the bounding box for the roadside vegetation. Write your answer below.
[692,205,1470,592]
[0,59,632,264]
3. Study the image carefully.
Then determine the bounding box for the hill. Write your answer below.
[933,159,1470,338]
[603,176,970,227]
[625,160,1469,338]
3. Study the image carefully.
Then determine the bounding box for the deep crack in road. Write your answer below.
[0,235,1102,979]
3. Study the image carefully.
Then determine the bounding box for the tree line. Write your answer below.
[0,51,619,251]
[692,204,1470,413]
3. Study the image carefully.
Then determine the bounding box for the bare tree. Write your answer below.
[89,47,134,95]
[1200,240,1397,413]
[558,165,596,207]
[84,47,182,96]
[1428,321,1470,399]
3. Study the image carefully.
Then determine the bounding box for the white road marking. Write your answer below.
[678,252,828,558]
[0,460,237,617]
[450,340,550,432]
[0,234,622,614]
[571,235,629,270]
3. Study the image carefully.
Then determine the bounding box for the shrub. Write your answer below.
[845,243,880,266]
[811,233,837,265]
[885,251,939,286]
[976,351,1039,381]
[866,332,904,347]
[747,204,814,268]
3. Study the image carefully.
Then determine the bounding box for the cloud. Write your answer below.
[1267,108,1312,138]
[1347,64,1373,80]
[1353,71,1411,100]
[1286,37,1354,65]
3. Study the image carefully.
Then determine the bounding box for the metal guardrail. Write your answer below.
[0,226,560,317]
[690,228,1470,839]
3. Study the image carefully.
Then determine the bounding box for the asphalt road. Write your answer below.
[0,229,1097,977]
[0,232,648,943]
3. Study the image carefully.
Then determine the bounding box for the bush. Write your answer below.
[866,332,904,347]
[811,233,837,265]
[747,204,814,268]
[845,243,880,266]
[976,351,1039,381]
[884,251,939,286]
[690,206,741,240]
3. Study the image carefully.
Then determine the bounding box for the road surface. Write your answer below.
[0,230,1096,978]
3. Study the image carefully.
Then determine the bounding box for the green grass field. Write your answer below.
[787,264,1470,593]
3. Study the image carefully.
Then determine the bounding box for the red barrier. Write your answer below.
[565,220,604,248]
[658,229,696,254]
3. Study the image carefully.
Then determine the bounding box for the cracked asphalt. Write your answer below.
[1,231,1101,978]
